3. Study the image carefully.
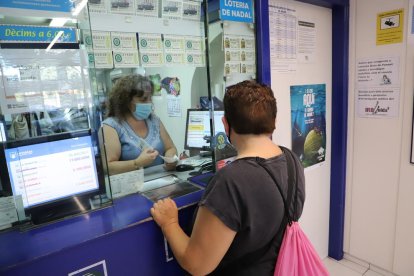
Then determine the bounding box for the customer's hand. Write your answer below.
[151,198,179,231]
[135,148,159,168]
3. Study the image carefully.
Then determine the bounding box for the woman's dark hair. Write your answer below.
[106,75,152,120]
[224,80,277,135]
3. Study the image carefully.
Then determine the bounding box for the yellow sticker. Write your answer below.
[377,9,404,45]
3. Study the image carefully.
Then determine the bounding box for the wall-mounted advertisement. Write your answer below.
[291,84,326,168]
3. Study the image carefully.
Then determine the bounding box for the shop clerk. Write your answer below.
[102,75,177,175]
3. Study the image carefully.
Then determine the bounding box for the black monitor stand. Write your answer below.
[29,195,93,225]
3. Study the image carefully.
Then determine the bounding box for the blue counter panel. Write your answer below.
[0,190,203,274]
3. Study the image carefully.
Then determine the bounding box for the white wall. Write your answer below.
[345,0,414,275]
[270,0,332,258]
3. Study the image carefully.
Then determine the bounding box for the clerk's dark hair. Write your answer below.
[106,75,152,120]
[224,80,277,134]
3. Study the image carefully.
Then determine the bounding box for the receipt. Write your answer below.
[159,154,179,163]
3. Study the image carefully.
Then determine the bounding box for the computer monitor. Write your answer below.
[2,130,104,224]
[184,109,227,150]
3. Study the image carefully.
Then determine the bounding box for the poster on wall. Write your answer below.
[356,56,400,118]
[268,1,297,73]
[376,9,404,45]
[290,84,326,168]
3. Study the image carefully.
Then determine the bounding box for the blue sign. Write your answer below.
[220,0,253,23]
[0,0,74,12]
[0,25,77,43]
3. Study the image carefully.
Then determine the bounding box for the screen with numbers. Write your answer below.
[5,135,99,208]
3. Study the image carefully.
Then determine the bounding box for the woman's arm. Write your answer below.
[151,199,236,275]
[159,121,178,170]
[102,125,157,175]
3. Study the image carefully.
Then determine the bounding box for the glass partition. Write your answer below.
[0,1,112,229]
[0,0,259,228]
[86,0,211,199]
[207,1,257,170]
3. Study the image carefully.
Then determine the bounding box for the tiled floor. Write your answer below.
[324,258,386,276]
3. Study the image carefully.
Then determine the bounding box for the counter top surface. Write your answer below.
[0,166,205,270]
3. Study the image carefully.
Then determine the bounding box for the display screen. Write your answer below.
[5,135,99,208]
[184,109,226,149]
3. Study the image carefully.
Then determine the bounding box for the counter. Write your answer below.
[0,165,205,275]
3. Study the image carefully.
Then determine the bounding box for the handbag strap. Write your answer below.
[258,146,297,223]
[227,147,297,271]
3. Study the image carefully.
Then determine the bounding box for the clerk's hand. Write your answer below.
[164,160,178,171]
[136,148,159,168]
[151,198,179,231]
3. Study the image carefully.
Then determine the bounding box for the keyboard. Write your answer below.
[188,172,215,187]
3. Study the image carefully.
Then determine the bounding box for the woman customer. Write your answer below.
[151,80,306,275]
[102,74,177,175]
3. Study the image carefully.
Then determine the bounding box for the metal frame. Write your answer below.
[255,0,350,260]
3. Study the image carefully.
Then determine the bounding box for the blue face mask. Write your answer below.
[133,103,152,120]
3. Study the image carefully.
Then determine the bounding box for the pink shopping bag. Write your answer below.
[274,222,329,276]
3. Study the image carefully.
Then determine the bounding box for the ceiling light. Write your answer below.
[46,31,64,51]
[72,0,88,17]
[49,18,68,27]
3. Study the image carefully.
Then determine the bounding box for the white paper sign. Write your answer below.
[298,20,316,63]
[0,197,18,228]
[357,57,400,87]
[356,87,400,118]
[109,169,144,198]
[167,95,181,117]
